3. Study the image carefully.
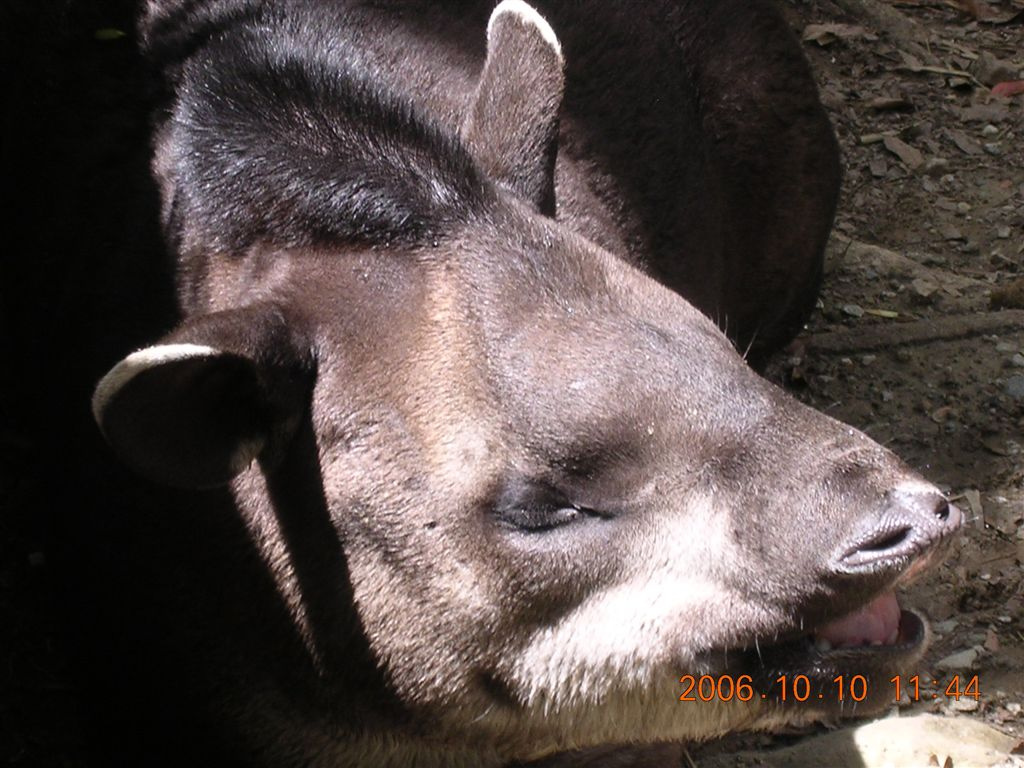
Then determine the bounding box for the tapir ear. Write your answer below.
[463,0,564,215]
[92,304,313,489]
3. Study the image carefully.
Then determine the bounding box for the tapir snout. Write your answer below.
[836,484,957,574]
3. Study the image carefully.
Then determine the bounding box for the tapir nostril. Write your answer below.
[858,527,913,553]
[836,488,961,574]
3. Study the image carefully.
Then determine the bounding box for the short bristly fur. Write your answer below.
[88,2,960,766]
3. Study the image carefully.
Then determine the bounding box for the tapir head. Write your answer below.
[96,0,960,760]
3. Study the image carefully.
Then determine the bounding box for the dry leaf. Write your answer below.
[982,8,1024,25]
[952,488,983,520]
[953,0,992,20]
[959,102,1012,123]
[990,277,1024,310]
[947,128,983,155]
[869,96,913,111]
[992,80,1024,98]
[860,132,891,145]
[883,136,924,169]
[980,435,1021,457]
[94,28,127,41]
[803,23,869,46]
[985,628,1000,652]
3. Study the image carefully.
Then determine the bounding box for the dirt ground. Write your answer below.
[713,0,1024,763]
[0,0,1021,766]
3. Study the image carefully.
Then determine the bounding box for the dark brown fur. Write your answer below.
[85,2,959,766]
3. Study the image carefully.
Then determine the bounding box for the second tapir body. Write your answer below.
[90,0,961,765]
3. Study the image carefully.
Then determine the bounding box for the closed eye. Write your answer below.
[491,478,605,533]
[497,503,586,532]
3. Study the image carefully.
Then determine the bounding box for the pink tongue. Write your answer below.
[817,591,901,647]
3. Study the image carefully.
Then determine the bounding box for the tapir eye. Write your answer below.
[498,503,584,532]
[492,479,597,533]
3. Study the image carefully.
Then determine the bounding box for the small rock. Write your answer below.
[1006,376,1024,399]
[995,342,1018,353]
[972,51,1017,87]
[923,157,949,176]
[950,696,980,712]
[1007,702,1022,714]
[956,201,972,214]
[996,225,1011,239]
[981,124,999,137]
[936,647,978,671]
[934,619,959,635]
[981,435,1018,457]
[1008,354,1024,368]
[977,179,1013,205]
[841,304,864,318]
[940,223,964,241]
[983,143,1003,157]
[861,355,876,365]
[911,278,938,299]
[991,277,1024,309]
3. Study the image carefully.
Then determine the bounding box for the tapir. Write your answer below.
[88,0,961,765]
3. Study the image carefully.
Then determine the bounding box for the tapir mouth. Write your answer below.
[805,527,954,656]
[811,590,910,652]
[806,589,929,663]
[803,502,959,657]
[710,497,960,719]
[723,596,930,720]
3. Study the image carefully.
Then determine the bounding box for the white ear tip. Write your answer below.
[92,343,221,426]
[487,0,562,60]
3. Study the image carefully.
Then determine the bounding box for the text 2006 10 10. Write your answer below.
[678,674,981,703]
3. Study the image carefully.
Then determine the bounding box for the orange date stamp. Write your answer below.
[678,673,981,703]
